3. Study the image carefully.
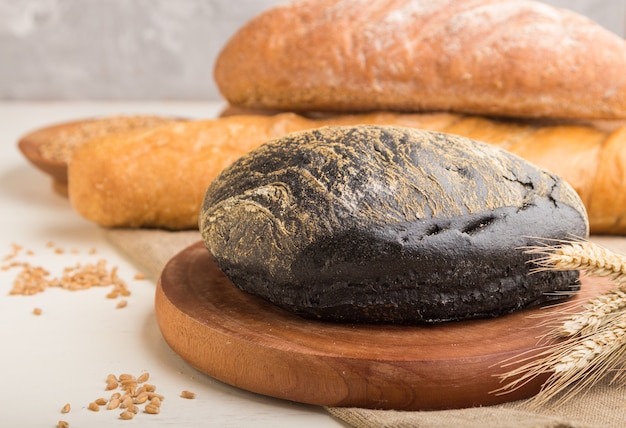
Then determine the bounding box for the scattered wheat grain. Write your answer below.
[120,395,134,409]
[119,410,134,420]
[180,390,195,399]
[4,243,130,300]
[61,403,71,414]
[107,398,120,410]
[105,374,118,391]
[134,391,149,404]
[148,393,164,401]
[88,402,99,412]
[144,404,160,414]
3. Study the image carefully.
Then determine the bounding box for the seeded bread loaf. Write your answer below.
[214,0,626,120]
[199,125,588,323]
[18,115,183,196]
[68,112,626,233]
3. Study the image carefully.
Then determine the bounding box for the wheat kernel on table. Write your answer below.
[88,401,100,412]
[32,307,42,315]
[134,391,149,404]
[94,397,107,406]
[119,410,135,420]
[105,374,118,390]
[107,397,121,410]
[148,392,164,402]
[137,372,150,383]
[61,403,71,414]
[180,390,195,399]
[120,396,134,409]
[122,382,137,396]
[116,300,128,309]
[57,421,69,428]
[144,403,160,414]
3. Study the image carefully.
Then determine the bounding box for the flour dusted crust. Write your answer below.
[200,126,588,323]
[214,0,626,120]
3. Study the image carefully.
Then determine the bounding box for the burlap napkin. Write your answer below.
[106,229,626,428]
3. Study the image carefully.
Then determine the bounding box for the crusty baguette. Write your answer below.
[215,0,626,120]
[68,112,626,233]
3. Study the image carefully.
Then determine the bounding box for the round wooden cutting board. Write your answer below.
[155,241,612,411]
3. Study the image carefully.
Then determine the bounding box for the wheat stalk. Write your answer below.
[525,240,626,287]
[496,238,626,407]
[558,289,626,337]
[496,311,626,407]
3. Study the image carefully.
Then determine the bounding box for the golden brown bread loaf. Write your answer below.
[215,0,626,120]
[68,112,626,233]
[17,115,185,196]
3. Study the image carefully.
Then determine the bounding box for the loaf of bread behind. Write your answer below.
[215,0,626,120]
[68,112,626,233]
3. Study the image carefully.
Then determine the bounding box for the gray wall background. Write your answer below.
[1,0,624,101]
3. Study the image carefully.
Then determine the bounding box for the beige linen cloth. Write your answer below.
[106,229,626,428]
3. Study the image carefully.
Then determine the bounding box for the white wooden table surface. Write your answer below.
[0,101,347,428]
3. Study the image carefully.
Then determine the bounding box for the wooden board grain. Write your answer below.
[155,241,612,410]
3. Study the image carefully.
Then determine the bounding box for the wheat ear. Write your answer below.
[496,238,626,406]
[525,240,626,287]
[496,311,626,408]
[558,289,626,337]
[524,240,626,337]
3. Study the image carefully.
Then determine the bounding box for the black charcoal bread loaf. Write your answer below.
[199,126,588,324]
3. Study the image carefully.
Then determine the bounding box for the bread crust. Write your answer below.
[200,125,587,323]
[68,112,625,232]
[214,0,626,120]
